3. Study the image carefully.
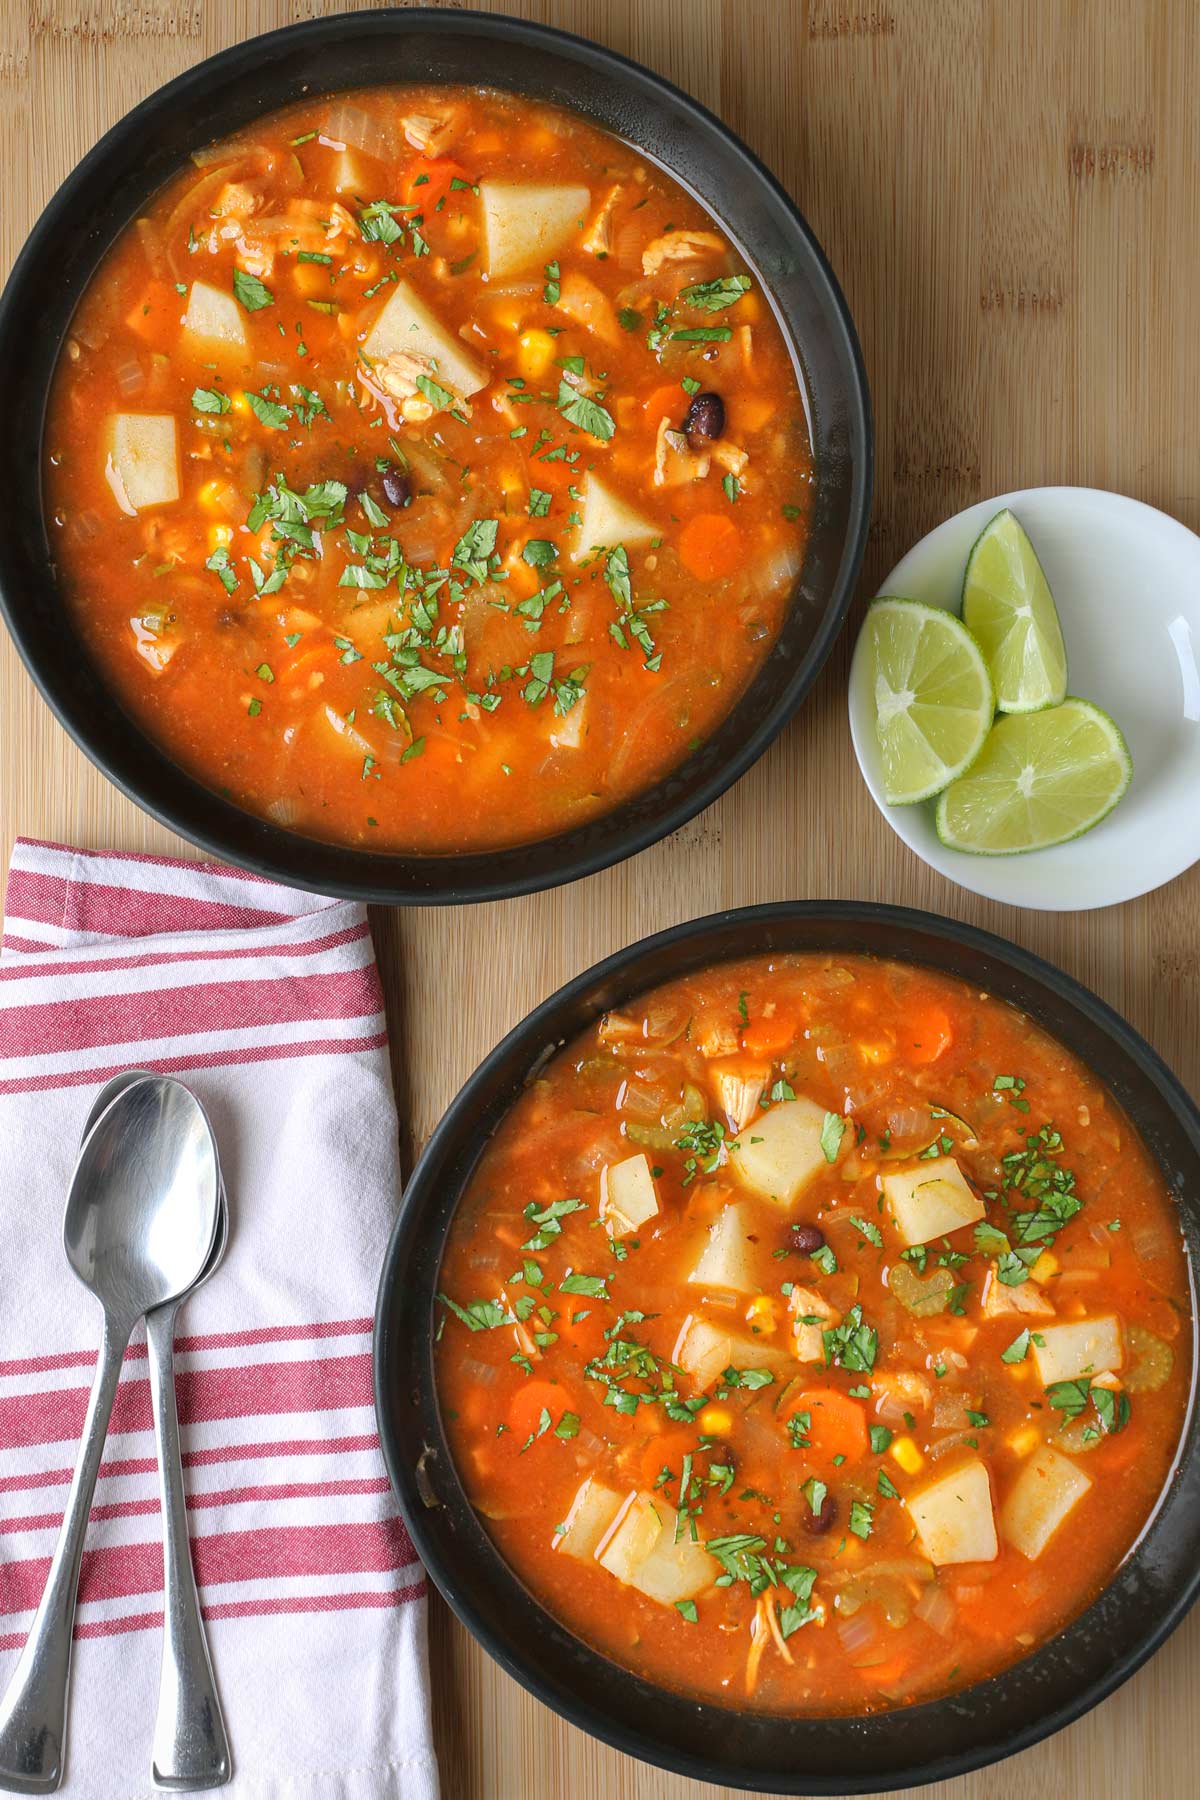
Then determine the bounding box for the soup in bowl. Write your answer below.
[0,10,869,899]
[45,84,813,855]
[375,904,1200,1790]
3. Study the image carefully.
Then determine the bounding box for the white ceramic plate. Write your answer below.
[848,487,1200,911]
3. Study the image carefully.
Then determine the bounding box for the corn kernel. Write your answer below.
[1031,1251,1058,1283]
[744,1294,778,1333]
[1007,1425,1041,1458]
[229,392,251,417]
[889,1435,924,1476]
[859,1040,894,1066]
[517,329,556,380]
[207,523,233,551]
[698,1404,733,1437]
[197,479,226,511]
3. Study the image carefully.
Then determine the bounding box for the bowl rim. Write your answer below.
[0,3,872,905]
[374,898,1200,1792]
[846,483,1200,913]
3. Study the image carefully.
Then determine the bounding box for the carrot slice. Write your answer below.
[402,157,471,210]
[742,1009,802,1058]
[790,1387,869,1469]
[637,1430,696,1491]
[679,512,742,581]
[507,1378,573,1442]
[124,281,182,340]
[642,383,683,430]
[906,1005,953,1065]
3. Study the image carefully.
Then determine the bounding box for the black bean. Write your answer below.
[381,467,411,509]
[790,1222,826,1255]
[683,390,725,443]
[804,1493,838,1536]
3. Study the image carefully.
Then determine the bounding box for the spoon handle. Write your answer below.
[0,1320,129,1793]
[145,1303,231,1790]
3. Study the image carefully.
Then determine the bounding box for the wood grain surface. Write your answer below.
[3,2,1199,1795]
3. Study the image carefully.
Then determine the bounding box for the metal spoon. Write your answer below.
[81,1073,231,1790]
[0,1077,220,1794]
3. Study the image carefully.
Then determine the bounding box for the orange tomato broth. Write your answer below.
[43,86,813,853]
[434,953,1191,1714]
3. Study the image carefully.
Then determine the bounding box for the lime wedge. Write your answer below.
[935,699,1131,854]
[867,598,994,804]
[961,509,1068,713]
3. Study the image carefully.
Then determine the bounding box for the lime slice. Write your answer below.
[867,598,994,804]
[961,509,1068,713]
[935,699,1131,855]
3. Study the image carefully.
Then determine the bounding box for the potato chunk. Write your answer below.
[572,477,657,561]
[182,279,245,348]
[671,1315,793,1390]
[881,1157,984,1247]
[596,1490,711,1605]
[1000,1445,1092,1559]
[104,414,179,513]
[555,1475,624,1563]
[599,1152,659,1238]
[1030,1317,1123,1387]
[363,280,488,397]
[480,180,590,278]
[687,1202,758,1295]
[728,1095,836,1207]
[906,1459,998,1566]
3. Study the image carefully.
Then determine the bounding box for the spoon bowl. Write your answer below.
[66,1076,220,1329]
[83,1070,229,1281]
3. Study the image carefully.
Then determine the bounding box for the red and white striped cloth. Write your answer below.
[0,839,438,1799]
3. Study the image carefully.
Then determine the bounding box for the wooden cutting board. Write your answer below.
[2,2,1198,1795]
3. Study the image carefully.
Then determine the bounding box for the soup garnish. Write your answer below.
[45,86,813,852]
[435,953,1190,1712]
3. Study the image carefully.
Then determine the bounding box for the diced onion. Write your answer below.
[65,510,102,549]
[324,102,396,164]
[836,1609,879,1656]
[886,1103,930,1141]
[933,1392,974,1430]
[913,1583,956,1635]
[115,358,145,397]
[191,139,274,168]
[265,798,299,828]
[458,1358,499,1388]
[1132,1224,1169,1261]
[928,1430,975,1461]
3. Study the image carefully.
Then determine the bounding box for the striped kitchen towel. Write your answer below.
[0,838,438,1800]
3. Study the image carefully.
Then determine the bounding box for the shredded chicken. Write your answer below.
[980,1272,1055,1319]
[642,228,725,275]
[212,181,263,219]
[789,1285,840,1361]
[712,1064,770,1133]
[653,418,710,488]
[695,1018,740,1059]
[370,349,472,423]
[556,269,619,345]
[500,1287,540,1362]
[402,110,456,155]
[710,438,749,478]
[745,1593,793,1695]
[583,183,623,257]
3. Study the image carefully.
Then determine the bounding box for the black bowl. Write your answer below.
[0,6,870,905]
[375,901,1200,1793]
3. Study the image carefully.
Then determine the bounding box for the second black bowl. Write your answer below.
[0,6,871,904]
[375,901,1200,1792]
